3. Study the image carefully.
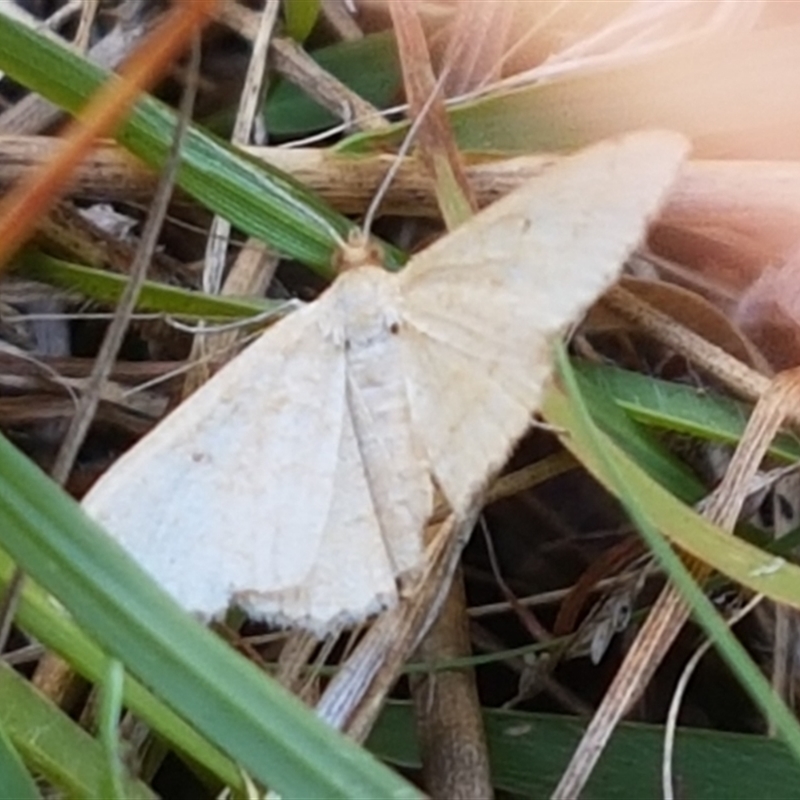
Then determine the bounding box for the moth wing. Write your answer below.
[341,326,432,579]
[396,131,688,512]
[240,285,434,631]
[237,370,414,631]
[82,302,395,631]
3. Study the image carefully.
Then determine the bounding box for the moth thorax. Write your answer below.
[331,267,402,348]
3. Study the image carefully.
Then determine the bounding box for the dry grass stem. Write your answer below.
[410,570,493,800]
[386,10,487,790]
[183,0,281,394]
[319,0,364,42]
[216,0,388,132]
[5,137,800,241]
[603,285,772,407]
[316,503,480,740]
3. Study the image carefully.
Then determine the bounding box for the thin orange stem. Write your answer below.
[0,0,218,270]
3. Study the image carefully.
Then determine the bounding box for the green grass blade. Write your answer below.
[0,13,381,275]
[98,660,127,800]
[261,31,400,136]
[340,24,800,156]
[0,434,422,800]
[0,660,153,798]
[545,347,800,761]
[577,361,800,462]
[283,0,320,42]
[0,710,41,800]
[572,364,705,503]
[370,702,800,799]
[0,543,244,792]
[15,250,278,319]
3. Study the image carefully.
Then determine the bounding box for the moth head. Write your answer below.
[333,229,386,274]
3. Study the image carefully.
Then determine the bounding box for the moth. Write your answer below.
[82,131,688,634]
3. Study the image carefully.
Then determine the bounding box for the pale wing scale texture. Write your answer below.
[397,131,689,512]
[83,275,434,633]
[398,320,544,514]
[343,339,432,577]
[82,305,355,623]
[236,393,401,633]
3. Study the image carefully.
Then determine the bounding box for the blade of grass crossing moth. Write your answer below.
[0,433,423,799]
[384,9,488,795]
[0,543,241,793]
[546,347,800,797]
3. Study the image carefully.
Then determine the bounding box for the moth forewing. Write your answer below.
[396,130,689,512]
[81,130,689,634]
[81,304,348,624]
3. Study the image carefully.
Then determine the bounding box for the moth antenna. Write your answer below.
[361,62,453,240]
